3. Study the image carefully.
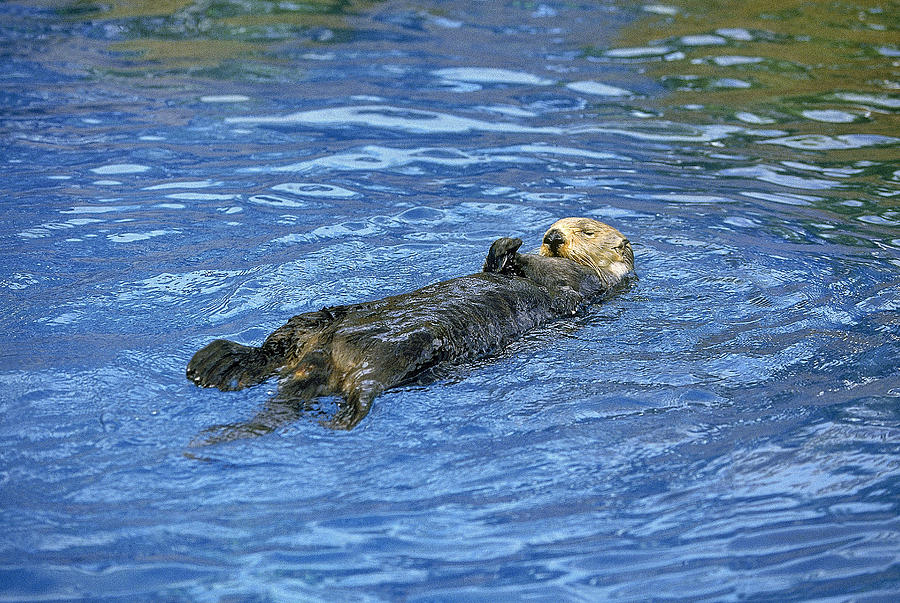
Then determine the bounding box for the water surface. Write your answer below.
[1,0,899,600]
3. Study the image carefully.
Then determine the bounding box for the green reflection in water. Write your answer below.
[594,1,898,248]
[60,0,376,78]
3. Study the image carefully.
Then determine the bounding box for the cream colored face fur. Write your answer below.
[538,217,634,283]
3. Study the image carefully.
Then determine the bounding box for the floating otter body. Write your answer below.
[187,217,633,443]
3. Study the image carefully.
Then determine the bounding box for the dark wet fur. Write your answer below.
[187,238,621,444]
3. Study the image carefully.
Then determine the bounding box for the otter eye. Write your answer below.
[582,230,595,236]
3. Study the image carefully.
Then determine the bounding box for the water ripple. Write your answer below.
[2,0,899,600]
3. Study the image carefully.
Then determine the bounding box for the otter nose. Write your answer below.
[543,229,565,252]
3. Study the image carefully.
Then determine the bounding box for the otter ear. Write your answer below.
[483,237,523,275]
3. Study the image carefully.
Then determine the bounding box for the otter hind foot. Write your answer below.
[186,339,274,391]
[324,392,375,431]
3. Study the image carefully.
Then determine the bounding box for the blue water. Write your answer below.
[2,0,899,600]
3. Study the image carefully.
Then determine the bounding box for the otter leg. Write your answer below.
[188,397,303,447]
[189,350,336,446]
[186,339,278,391]
[186,308,338,392]
[325,389,376,431]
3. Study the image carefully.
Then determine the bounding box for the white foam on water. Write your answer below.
[588,206,654,219]
[268,145,534,174]
[248,195,309,208]
[271,183,359,198]
[18,218,104,239]
[301,52,335,61]
[476,105,538,117]
[200,95,250,103]
[721,165,838,190]
[740,191,821,206]
[491,143,629,161]
[42,312,84,326]
[519,192,583,202]
[107,229,178,243]
[432,67,554,85]
[713,78,753,89]
[716,28,754,41]
[429,15,463,28]
[801,110,857,123]
[681,35,727,46]
[228,104,744,148]
[572,123,742,142]
[60,206,136,214]
[724,216,757,228]
[165,193,240,201]
[713,56,764,66]
[483,186,516,196]
[650,194,737,204]
[115,269,245,301]
[759,134,899,150]
[90,163,151,175]
[857,214,897,225]
[833,93,900,109]
[735,112,775,125]
[566,81,633,96]
[605,46,672,58]
[261,141,633,175]
[781,161,863,176]
[143,180,221,190]
[643,4,679,15]
[227,105,562,135]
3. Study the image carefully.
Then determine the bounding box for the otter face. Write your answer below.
[539,217,634,281]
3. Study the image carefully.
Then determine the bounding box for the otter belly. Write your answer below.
[322,272,560,393]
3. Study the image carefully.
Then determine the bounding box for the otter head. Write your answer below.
[539,217,634,283]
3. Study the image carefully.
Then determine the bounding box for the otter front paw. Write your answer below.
[550,286,584,315]
[483,237,524,275]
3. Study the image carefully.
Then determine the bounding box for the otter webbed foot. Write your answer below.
[483,237,524,276]
[186,339,275,391]
[187,398,304,447]
[323,391,374,431]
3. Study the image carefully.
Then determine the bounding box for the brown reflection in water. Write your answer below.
[594,1,898,244]
[60,0,377,73]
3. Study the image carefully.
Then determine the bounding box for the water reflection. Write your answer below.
[601,0,898,243]
[61,0,374,76]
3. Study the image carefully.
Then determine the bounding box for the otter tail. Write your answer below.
[186,339,278,391]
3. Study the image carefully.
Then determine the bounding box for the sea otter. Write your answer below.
[187,217,633,443]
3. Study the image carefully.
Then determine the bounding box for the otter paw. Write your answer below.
[483,237,524,275]
[186,339,264,391]
[323,395,373,430]
[550,286,584,315]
